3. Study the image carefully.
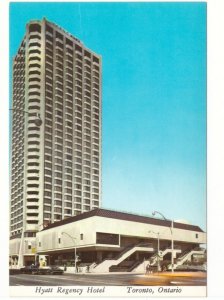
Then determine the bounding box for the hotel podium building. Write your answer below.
[10,18,102,266]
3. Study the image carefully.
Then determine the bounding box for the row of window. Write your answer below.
[43,206,92,221]
[10,222,23,231]
[11,215,23,224]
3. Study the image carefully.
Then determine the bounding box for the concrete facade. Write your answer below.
[37,215,205,254]
[10,18,102,266]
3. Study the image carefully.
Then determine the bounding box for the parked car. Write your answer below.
[20,265,50,275]
[48,265,64,275]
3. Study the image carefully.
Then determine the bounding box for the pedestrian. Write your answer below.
[146,263,150,275]
[86,265,90,273]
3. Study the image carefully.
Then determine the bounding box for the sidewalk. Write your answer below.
[64,271,206,277]
[64,271,144,275]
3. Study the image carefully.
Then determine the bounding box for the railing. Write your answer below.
[177,249,192,260]
[96,244,135,265]
[176,249,192,261]
[113,245,135,260]
[93,243,154,272]
[128,260,143,272]
[113,243,153,261]
[137,242,154,248]
[173,247,206,269]
[109,260,138,272]
[146,253,157,266]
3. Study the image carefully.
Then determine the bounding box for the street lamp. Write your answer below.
[61,232,77,273]
[152,211,174,273]
[9,109,42,127]
[149,230,161,272]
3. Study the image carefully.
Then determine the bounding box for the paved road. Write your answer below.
[10,273,137,286]
[132,272,207,286]
[10,272,206,286]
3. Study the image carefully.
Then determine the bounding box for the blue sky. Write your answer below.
[10,2,206,229]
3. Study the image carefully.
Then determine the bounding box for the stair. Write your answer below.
[109,260,136,272]
[170,248,206,270]
[131,247,181,272]
[92,243,154,273]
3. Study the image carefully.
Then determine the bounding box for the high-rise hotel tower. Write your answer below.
[10,18,102,244]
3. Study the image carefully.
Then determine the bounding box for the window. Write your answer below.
[75,184,81,190]
[58,238,61,244]
[24,232,36,237]
[46,24,53,34]
[96,232,119,245]
[195,234,198,239]
[80,234,83,240]
[54,214,61,221]
[29,23,41,33]
[65,195,72,201]
[54,200,61,206]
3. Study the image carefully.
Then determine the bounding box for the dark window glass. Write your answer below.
[96,232,119,245]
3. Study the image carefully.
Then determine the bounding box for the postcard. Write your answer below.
[8,1,207,297]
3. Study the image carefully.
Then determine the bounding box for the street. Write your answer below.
[10,273,137,286]
[131,272,206,286]
[10,272,206,286]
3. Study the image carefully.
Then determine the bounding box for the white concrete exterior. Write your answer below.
[37,215,206,253]
[34,211,206,273]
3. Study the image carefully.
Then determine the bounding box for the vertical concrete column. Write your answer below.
[97,251,103,263]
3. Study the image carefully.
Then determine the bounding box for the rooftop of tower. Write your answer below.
[43,17,82,45]
[26,18,101,58]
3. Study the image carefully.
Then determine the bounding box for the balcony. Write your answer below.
[46,31,53,38]
[84,56,91,62]
[76,57,82,64]
[26,198,39,209]
[27,145,40,151]
[65,43,73,50]
[29,38,41,45]
[29,32,41,39]
[28,57,41,65]
[27,173,39,180]
[28,67,41,74]
[27,158,39,164]
[26,208,39,214]
[28,80,41,87]
[28,52,41,60]
[26,186,39,193]
[26,216,39,221]
[75,65,82,72]
[27,166,39,171]
[75,50,82,55]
